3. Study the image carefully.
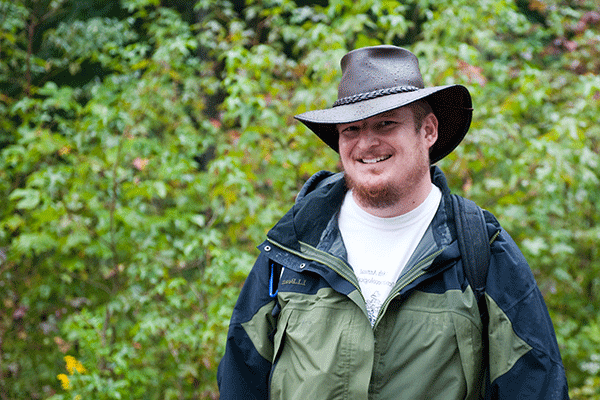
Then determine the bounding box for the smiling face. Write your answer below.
[337,104,439,217]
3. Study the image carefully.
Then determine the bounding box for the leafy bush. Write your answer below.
[1,0,599,398]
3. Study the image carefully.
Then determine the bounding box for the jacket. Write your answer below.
[218,166,569,399]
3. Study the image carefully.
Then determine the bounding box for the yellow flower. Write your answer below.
[65,355,87,374]
[74,396,82,400]
[57,373,70,390]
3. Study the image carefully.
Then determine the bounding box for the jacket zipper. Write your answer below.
[372,248,445,330]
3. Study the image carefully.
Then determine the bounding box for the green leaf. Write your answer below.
[190,214,206,227]
[9,188,41,209]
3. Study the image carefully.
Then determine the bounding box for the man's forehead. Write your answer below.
[377,109,401,118]
[339,107,411,126]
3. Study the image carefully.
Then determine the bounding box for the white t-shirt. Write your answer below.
[338,185,442,326]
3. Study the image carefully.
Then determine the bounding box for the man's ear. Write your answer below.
[422,113,438,148]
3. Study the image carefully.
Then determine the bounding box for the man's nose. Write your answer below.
[357,128,380,148]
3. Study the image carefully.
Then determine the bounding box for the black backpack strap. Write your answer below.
[451,194,493,393]
[451,194,491,304]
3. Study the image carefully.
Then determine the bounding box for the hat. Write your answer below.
[294,45,473,163]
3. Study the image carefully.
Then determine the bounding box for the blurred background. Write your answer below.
[1,0,599,398]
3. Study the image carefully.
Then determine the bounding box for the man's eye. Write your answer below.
[340,126,359,136]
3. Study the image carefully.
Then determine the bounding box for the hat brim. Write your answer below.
[294,84,472,164]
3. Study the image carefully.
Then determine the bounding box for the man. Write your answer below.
[217,45,569,399]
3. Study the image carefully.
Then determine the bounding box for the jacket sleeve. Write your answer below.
[218,251,277,400]
[484,222,569,399]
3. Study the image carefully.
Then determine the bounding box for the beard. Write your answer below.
[342,145,431,211]
[344,174,402,209]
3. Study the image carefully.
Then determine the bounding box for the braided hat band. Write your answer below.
[332,85,420,107]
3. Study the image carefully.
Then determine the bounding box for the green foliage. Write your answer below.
[1,0,599,398]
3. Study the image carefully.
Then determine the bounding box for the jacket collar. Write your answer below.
[267,171,346,251]
[267,165,455,251]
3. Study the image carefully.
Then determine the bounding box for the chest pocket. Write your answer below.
[270,287,374,400]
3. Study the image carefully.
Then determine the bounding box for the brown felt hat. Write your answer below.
[294,45,473,163]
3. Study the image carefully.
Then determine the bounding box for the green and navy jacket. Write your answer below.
[218,166,569,400]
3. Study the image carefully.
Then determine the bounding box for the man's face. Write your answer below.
[337,105,438,216]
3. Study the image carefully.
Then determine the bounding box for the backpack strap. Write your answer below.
[451,194,493,391]
[451,194,491,305]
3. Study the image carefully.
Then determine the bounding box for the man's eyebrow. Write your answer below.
[337,109,400,130]
[337,120,363,128]
[377,110,398,118]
